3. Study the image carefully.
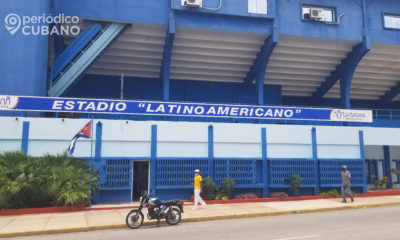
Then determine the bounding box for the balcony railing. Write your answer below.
[373,109,400,120]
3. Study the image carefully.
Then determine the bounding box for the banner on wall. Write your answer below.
[0,95,373,123]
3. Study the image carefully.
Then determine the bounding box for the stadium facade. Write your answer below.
[1,0,400,202]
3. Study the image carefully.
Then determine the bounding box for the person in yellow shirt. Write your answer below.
[191,169,206,210]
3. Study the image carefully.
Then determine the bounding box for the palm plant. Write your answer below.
[38,152,99,206]
[0,151,99,209]
[0,151,32,209]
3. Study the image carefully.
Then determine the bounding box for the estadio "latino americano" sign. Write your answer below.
[0,95,373,123]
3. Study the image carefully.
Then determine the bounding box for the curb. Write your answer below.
[182,201,400,223]
[0,204,86,217]
[3,191,400,216]
[91,191,400,211]
[1,201,400,238]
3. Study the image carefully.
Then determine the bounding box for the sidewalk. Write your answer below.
[1,195,400,238]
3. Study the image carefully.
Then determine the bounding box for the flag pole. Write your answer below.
[89,116,94,209]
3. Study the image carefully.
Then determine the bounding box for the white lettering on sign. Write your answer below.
[51,100,127,112]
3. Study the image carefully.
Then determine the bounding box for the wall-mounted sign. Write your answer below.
[0,95,373,122]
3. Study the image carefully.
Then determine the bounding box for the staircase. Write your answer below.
[48,22,127,97]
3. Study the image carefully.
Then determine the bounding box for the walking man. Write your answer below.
[341,165,354,203]
[192,169,206,210]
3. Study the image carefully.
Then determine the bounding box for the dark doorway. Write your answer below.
[132,161,149,201]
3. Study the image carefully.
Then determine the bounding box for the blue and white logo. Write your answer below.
[0,96,19,110]
[4,13,21,35]
[330,109,372,123]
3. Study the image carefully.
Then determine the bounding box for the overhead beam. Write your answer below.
[380,81,400,105]
[339,0,371,109]
[243,53,259,90]
[340,37,371,109]
[312,0,371,109]
[312,37,371,108]
[243,32,278,93]
[159,16,175,102]
[257,32,278,105]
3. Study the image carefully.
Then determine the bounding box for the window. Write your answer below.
[384,14,400,30]
[302,5,335,23]
[248,0,268,14]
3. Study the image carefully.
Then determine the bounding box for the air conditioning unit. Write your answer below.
[310,8,324,20]
[184,0,202,8]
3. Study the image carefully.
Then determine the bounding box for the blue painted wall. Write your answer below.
[0,0,50,97]
[53,0,399,44]
[174,10,274,33]
[54,0,170,25]
[172,0,276,19]
[56,0,275,34]
[368,0,400,45]
[172,0,275,33]
[65,74,282,106]
[278,0,364,42]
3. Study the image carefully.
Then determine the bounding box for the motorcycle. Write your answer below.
[126,191,184,229]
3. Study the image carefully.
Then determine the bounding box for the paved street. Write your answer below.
[6,205,400,240]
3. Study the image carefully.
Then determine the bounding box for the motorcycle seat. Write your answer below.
[160,199,181,205]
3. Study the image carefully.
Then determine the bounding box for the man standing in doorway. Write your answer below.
[341,165,354,203]
[192,169,206,210]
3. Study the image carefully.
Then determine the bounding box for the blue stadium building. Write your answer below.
[1,0,400,202]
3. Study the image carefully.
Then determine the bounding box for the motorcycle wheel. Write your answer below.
[126,210,144,229]
[165,208,181,225]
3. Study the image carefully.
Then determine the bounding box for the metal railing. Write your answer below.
[373,109,400,120]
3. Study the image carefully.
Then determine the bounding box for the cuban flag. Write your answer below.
[68,121,92,155]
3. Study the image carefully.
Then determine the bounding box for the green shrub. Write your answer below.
[215,188,227,200]
[0,151,99,209]
[289,174,302,196]
[373,176,388,189]
[201,176,216,200]
[222,177,235,199]
[319,189,339,197]
[215,188,231,200]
